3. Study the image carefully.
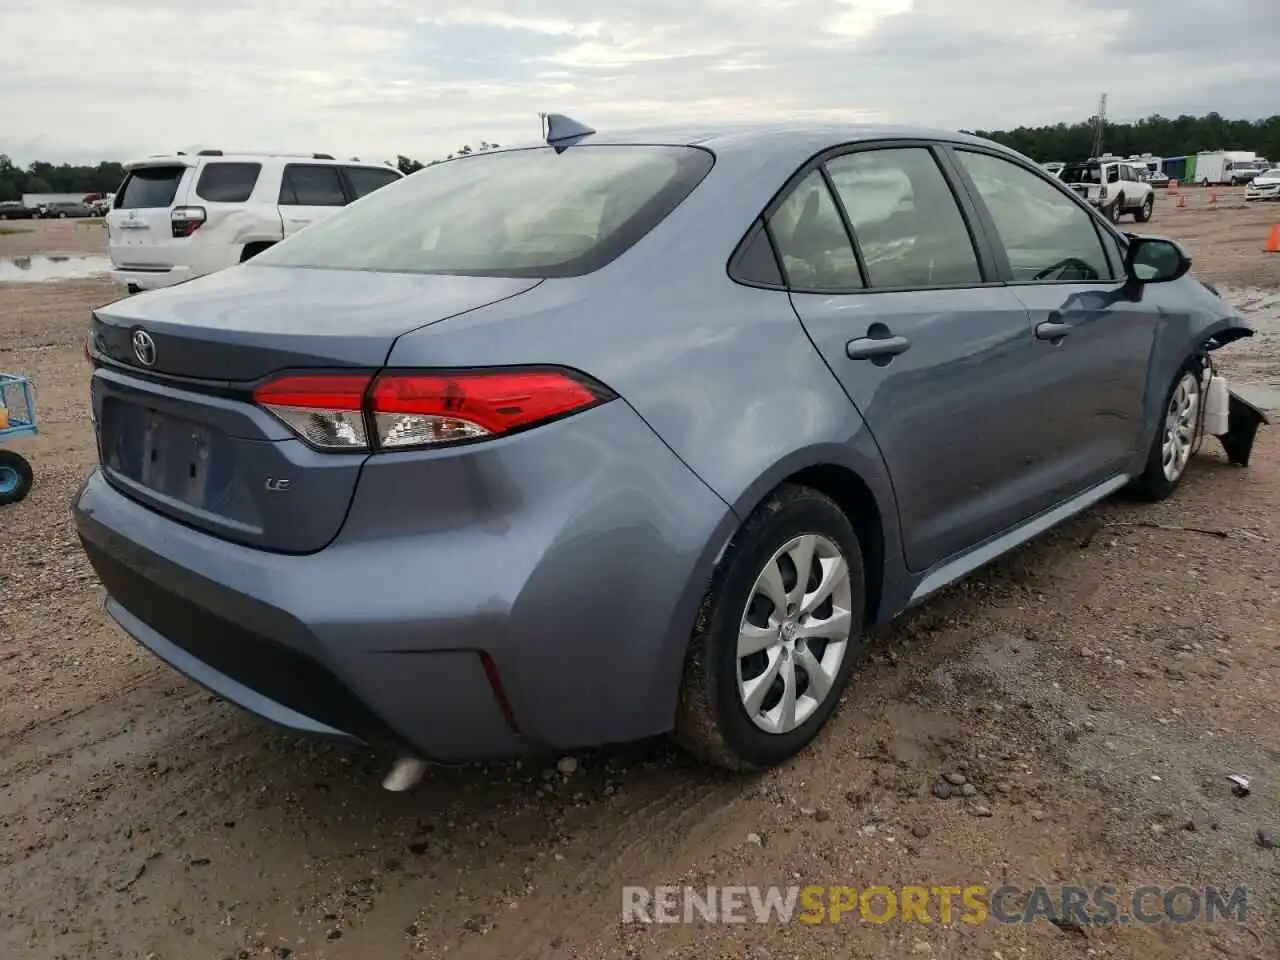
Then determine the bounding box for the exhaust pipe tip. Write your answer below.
[382,756,428,792]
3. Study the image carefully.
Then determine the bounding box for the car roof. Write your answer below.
[497,120,1026,167]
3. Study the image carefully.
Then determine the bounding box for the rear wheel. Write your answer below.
[1135,195,1154,222]
[0,450,34,505]
[674,484,865,770]
[1131,364,1202,501]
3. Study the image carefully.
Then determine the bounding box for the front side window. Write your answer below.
[256,145,714,278]
[825,147,982,288]
[955,150,1112,282]
[766,171,863,290]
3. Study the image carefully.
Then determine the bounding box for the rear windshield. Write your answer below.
[1060,164,1101,184]
[116,165,187,209]
[253,145,715,278]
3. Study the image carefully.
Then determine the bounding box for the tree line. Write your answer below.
[966,112,1280,164]
[4,115,1278,202]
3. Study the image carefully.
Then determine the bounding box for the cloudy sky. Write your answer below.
[3,0,1276,166]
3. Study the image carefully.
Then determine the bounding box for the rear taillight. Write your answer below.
[171,205,206,238]
[253,368,613,453]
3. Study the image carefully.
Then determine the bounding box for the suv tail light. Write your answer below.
[171,205,206,238]
[254,368,615,453]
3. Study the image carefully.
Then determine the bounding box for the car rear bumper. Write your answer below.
[73,401,735,759]
[110,265,195,291]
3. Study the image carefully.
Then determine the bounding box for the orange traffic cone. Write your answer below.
[1209,191,1218,204]
[1265,224,1280,254]
[1177,194,1186,208]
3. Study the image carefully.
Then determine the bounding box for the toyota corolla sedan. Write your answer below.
[74,117,1261,778]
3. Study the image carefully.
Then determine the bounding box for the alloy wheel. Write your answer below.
[1161,371,1201,482]
[736,534,853,734]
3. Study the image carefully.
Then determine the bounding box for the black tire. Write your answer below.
[1135,195,1154,223]
[0,450,34,505]
[1108,199,1124,223]
[1131,361,1203,502]
[57,212,67,219]
[0,214,8,221]
[673,484,866,770]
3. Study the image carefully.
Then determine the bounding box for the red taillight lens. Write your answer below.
[254,374,373,450]
[171,205,206,238]
[369,370,609,448]
[253,368,612,453]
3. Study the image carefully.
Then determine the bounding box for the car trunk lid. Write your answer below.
[90,265,542,552]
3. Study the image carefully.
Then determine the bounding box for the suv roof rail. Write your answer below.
[184,150,341,160]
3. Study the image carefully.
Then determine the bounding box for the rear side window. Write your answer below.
[344,166,401,199]
[195,162,261,203]
[825,148,982,288]
[116,166,186,209]
[255,145,714,278]
[767,170,863,290]
[279,164,347,206]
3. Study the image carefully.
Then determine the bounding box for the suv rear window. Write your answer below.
[254,145,715,278]
[117,166,186,209]
[1060,163,1101,184]
[195,162,261,203]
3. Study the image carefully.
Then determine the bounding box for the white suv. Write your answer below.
[105,151,403,293]
[1059,159,1155,224]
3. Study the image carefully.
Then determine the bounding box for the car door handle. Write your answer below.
[1035,321,1071,340]
[287,217,311,225]
[846,335,912,360]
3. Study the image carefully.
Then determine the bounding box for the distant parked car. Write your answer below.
[41,201,93,219]
[105,151,403,293]
[75,119,1262,776]
[1245,168,1280,201]
[1145,171,1171,188]
[0,201,35,220]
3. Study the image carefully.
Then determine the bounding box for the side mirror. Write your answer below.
[1125,235,1191,284]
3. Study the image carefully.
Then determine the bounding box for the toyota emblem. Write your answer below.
[132,329,157,367]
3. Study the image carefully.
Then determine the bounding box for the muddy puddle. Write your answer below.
[0,254,112,283]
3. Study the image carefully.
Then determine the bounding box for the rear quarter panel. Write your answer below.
[382,143,904,592]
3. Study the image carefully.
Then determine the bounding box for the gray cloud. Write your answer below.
[1,0,1275,164]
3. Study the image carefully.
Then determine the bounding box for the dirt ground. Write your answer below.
[1,191,1279,960]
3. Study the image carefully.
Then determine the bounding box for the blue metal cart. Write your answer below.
[0,373,37,505]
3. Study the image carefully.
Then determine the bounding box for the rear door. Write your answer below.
[107,161,192,269]
[779,143,1047,572]
[946,146,1159,507]
[278,163,348,236]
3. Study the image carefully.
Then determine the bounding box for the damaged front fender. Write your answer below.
[1195,314,1267,467]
